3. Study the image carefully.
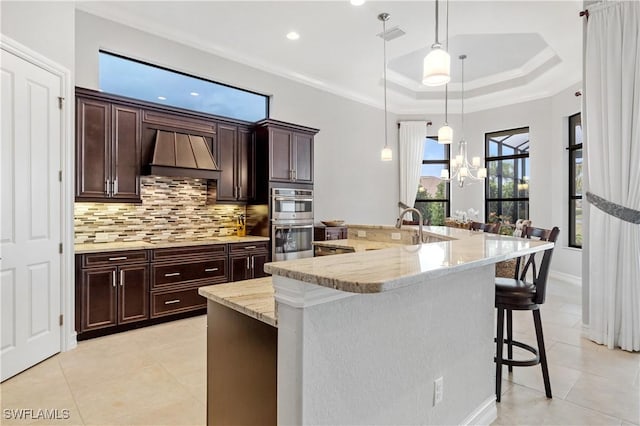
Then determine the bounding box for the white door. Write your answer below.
[1,48,62,381]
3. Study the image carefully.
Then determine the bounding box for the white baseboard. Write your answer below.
[549,270,582,286]
[460,396,496,426]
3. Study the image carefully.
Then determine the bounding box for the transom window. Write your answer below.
[414,137,450,226]
[485,128,530,225]
[99,51,269,122]
[569,113,583,248]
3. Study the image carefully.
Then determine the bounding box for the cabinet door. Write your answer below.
[269,128,293,181]
[111,105,141,201]
[81,267,117,331]
[118,264,149,324]
[229,255,250,282]
[237,128,252,201]
[251,253,269,278]
[293,132,313,183]
[76,98,110,200]
[217,124,237,201]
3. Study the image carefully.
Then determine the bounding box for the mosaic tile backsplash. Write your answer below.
[74,176,246,244]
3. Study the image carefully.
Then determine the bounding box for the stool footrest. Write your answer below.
[494,338,540,367]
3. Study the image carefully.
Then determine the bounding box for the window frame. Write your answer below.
[568,113,582,248]
[413,135,451,225]
[484,127,530,224]
[98,50,270,121]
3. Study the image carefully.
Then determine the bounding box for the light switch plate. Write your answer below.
[391,233,401,240]
[357,230,367,238]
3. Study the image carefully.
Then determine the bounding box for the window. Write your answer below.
[485,128,530,225]
[569,113,583,248]
[414,137,450,225]
[98,51,269,122]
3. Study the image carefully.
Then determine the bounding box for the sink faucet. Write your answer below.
[396,207,424,245]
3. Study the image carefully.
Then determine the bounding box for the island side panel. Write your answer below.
[275,265,496,425]
[207,301,277,426]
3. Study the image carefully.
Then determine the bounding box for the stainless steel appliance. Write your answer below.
[271,188,313,221]
[272,221,314,261]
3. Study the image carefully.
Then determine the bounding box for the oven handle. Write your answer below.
[274,197,314,202]
[274,224,314,229]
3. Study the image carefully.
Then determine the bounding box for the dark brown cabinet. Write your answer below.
[217,124,252,202]
[76,251,149,333]
[314,225,348,241]
[76,96,141,202]
[229,242,269,281]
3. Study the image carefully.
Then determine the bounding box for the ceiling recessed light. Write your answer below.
[157,96,167,100]
[350,0,365,5]
[190,92,200,96]
[286,31,300,41]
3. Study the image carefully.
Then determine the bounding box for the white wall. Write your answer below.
[74,11,399,226]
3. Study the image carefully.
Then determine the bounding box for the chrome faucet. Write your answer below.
[396,207,424,245]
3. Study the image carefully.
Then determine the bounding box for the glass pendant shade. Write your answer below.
[438,124,453,144]
[381,146,393,161]
[422,45,451,86]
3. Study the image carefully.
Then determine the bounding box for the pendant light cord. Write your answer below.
[461,55,465,140]
[383,16,388,149]
[434,0,440,45]
[444,0,449,124]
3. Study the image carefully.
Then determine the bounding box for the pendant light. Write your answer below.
[437,0,452,144]
[379,13,392,162]
[423,0,451,86]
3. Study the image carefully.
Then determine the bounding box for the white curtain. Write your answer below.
[585,1,640,351]
[399,121,426,210]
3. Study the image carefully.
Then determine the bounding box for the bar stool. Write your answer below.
[495,226,560,402]
[469,221,501,234]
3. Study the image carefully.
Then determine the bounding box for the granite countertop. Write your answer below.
[75,235,270,254]
[313,239,403,252]
[199,277,276,327]
[265,226,553,294]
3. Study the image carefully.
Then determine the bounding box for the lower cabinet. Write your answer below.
[228,242,269,281]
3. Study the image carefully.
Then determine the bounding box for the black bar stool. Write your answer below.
[469,221,501,234]
[495,226,560,402]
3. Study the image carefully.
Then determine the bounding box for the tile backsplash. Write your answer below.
[74,176,245,244]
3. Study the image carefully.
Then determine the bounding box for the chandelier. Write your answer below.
[440,54,487,187]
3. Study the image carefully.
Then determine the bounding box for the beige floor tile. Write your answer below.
[546,342,640,386]
[112,396,206,425]
[634,369,640,389]
[501,362,582,399]
[493,384,622,426]
[175,369,207,405]
[565,371,640,424]
[149,335,206,378]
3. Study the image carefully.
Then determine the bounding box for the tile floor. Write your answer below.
[1,279,638,425]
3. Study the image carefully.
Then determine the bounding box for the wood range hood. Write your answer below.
[149,130,221,180]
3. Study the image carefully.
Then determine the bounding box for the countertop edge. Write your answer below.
[75,236,270,254]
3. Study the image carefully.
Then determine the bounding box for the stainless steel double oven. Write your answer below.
[271,188,313,261]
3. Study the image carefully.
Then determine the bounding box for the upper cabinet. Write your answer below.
[76,94,141,202]
[217,124,253,202]
[253,119,319,185]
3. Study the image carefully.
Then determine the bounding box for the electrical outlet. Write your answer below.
[391,232,401,240]
[357,230,367,238]
[434,377,444,406]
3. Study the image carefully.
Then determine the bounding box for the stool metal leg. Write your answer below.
[533,309,552,398]
[507,309,513,373]
[495,307,505,402]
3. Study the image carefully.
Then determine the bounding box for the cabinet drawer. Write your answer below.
[229,241,269,254]
[151,287,207,318]
[152,258,227,288]
[325,229,346,240]
[152,244,227,262]
[81,250,149,268]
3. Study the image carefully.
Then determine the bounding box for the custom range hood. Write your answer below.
[149,130,221,180]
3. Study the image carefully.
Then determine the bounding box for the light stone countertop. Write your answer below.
[313,239,403,252]
[74,235,269,254]
[198,277,276,327]
[265,226,553,294]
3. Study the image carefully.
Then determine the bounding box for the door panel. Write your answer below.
[76,98,109,199]
[119,265,149,324]
[217,124,237,201]
[269,128,292,181]
[252,253,268,279]
[294,133,313,183]
[111,105,141,201]
[238,128,251,200]
[1,49,62,381]
[82,268,117,331]
[230,256,249,282]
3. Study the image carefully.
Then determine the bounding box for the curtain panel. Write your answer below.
[399,122,426,211]
[584,0,640,351]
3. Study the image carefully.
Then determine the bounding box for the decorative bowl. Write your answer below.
[321,220,345,227]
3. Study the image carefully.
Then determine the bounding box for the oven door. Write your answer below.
[271,188,313,221]
[272,221,314,261]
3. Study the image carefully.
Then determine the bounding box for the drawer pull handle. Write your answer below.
[204,268,218,272]
[164,299,181,305]
[108,256,127,261]
[164,272,181,277]
[244,246,257,250]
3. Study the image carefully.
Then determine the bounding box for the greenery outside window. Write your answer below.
[485,128,530,226]
[99,51,269,122]
[569,113,583,248]
[414,136,450,225]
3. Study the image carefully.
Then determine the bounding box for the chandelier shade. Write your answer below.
[423,45,451,86]
[438,124,453,144]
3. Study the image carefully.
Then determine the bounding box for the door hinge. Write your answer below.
[58,170,62,182]
[59,314,63,326]
[59,243,63,254]
[57,97,64,109]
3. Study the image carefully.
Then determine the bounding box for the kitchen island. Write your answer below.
[200,226,553,425]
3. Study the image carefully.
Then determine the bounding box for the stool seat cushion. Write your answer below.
[495,278,536,306]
